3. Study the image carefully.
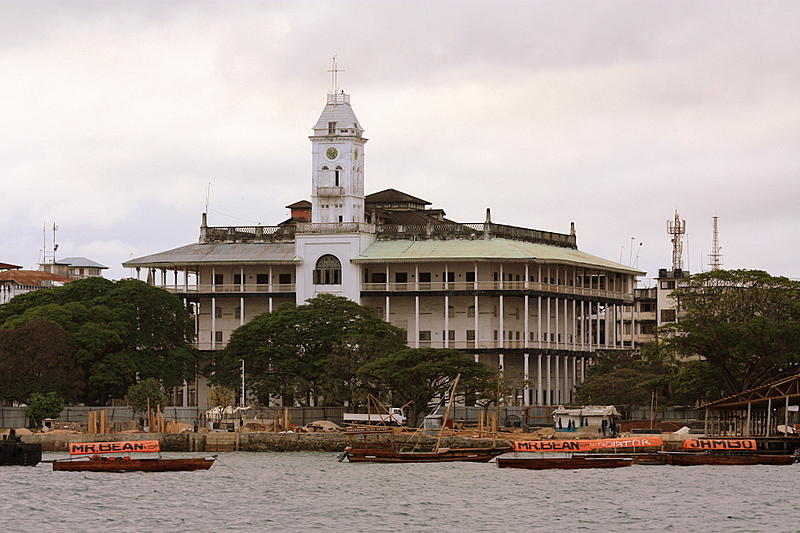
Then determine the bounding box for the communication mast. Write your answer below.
[667,211,686,271]
[708,216,723,271]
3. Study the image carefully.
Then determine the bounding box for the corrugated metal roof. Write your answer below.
[123,242,299,268]
[59,257,108,269]
[353,238,645,274]
[0,270,72,286]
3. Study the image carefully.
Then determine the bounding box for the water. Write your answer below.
[1,452,797,532]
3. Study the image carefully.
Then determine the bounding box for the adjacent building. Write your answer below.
[125,88,644,407]
[39,257,108,280]
[0,262,72,305]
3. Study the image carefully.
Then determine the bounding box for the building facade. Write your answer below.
[125,89,644,407]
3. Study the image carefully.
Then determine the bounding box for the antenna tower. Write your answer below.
[667,211,686,272]
[708,216,723,270]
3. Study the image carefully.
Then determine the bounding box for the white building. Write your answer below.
[0,263,72,305]
[40,257,108,280]
[125,88,644,407]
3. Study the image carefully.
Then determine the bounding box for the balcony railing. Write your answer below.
[316,186,345,196]
[296,222,376,234]
[162,283,296,294]
[361,281,627,299]
[202,225,295,243]
[194,339,625,352]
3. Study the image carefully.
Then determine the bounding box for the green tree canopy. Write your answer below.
[664,269,800,395]
[212,294,407,406]
[0,278,199,404]
[25,392,65,428]
[125,378,169,415]
[357,348,499,425]
[0,319,82,403]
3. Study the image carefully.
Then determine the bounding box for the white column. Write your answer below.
[563,298,568,349]
[499,294,504,349]
[444,295,449,348]
[572,299,577,350]
[182,379,189,407]
[546,297,551,348]
[184,267,189,292]
[211,267,216,293]
[554,354,560,405]
[268,297,273,313]
[524,294,529,348]
[474,294,479,349]
[588,301,593,351]
[546,354,552,405]
[385,295,391,322]
[525,264,529,289]
[537,354,543,405]
[239,267,245,326]
[537,296,542,349]
[523,353,530,406]
[581,357,586,383]
[554,296,559,349]
[499,263,504,289]
[564,356,570,403]
[415,295,420,348]
[385,265,390,291]
[415,264,419,291]
[580,300,585,350]
[499,353,504,373]
[631,300,636,348]
[211,296,216,349]
[596,302,602,349]
[268,266,273,293]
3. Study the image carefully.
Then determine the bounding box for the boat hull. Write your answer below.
[0,441,42,467]
[666,453,795,466]
[497,456,634,470]
[53,457,215,472]
[345,447,508,463]
[576,452,668,465]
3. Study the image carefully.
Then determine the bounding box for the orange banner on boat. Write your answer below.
[682,439,757,451]
[513,437,663,452]
[68,440,160,455]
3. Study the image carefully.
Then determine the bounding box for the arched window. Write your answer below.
[467,305,475,318]
[321,165,329,171]
[313,254,342,285]
[334,166,342,186]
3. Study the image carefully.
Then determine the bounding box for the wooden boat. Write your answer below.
[665,452,795,466]
[343,441,507,463]
[574,452,668,465]
[497,454,634,470]
[53,456,216,472]
[1,429,42,466]
[52,439,216,472]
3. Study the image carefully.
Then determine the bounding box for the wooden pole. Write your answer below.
[434,374,460,453]
[785,395,790,436]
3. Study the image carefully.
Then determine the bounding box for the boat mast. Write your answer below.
[434,374,461,453]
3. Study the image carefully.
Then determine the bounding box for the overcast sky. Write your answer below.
[2,0,798,282]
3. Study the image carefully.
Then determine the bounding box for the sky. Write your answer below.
[1,0,798,283]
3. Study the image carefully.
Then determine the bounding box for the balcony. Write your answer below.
[416,339,623,352]
[296,222,376,234]
[163,283,296,294]
[361,280,628,299]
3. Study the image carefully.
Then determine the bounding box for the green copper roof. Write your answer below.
[353,238,645,275]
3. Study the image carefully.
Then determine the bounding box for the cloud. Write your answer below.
[0,0,798,280]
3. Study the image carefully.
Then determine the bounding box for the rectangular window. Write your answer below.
[419,330,431,341]
[661,309,677,322]
[395,272,408,283]
[256,274,269,285]
[214,331,223,342]
[442,272,455,283]
[338,215,343,223]
[419,272,431,283]
[215,307,222,319]
[328,122,336,134]
[371,272,387,283]
[445,330,455,341]
[493,330,498,341]
[233,273,243,285]
[465,271,475,282]
[660,280,676,290]
[279,273,291,284]
[213,273,223,285]
[466,330,476,341]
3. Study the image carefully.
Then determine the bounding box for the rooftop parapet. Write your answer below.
[200,220,577,248]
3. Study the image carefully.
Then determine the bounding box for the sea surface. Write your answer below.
[1,452,798,532]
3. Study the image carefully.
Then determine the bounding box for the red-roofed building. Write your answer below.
[0,269,72,304]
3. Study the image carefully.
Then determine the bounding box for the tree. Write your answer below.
[357,348,498,426]
[25,392,64,429]
[0,278,199,404]
[0,319,82,402]
[209,386,235,408]
[212,294,406,406]
[664,269,800,395]
[125,378,168,416]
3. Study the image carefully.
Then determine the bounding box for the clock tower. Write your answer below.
[309,89,367,224]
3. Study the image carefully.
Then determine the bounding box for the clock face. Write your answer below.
[326,147,338,160]
[354,148,359,160]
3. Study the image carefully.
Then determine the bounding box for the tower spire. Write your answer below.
[708,216,723,271]
[328,55,344,95]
